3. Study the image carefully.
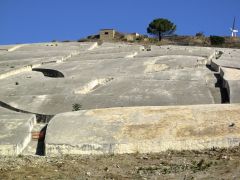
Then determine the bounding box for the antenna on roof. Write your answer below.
[230,17,238,37]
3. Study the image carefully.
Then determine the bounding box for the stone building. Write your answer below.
[124,33,140,41]
[100,29,116,41]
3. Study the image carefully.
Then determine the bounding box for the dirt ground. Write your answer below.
[1,147,240,180]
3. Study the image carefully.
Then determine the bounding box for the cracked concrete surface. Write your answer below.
[0,43,223,114]
[1,42,240,155]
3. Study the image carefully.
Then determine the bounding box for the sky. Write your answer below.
[0,0,240,45]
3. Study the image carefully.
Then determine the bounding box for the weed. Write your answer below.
[72,103,82,111]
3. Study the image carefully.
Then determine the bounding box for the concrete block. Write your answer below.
[45,104,240,156]
[220,67,240,103]
[0,107,36,156]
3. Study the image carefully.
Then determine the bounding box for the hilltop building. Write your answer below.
[99,29,116,41]
[99,29,142,42]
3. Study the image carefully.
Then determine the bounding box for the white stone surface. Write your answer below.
[45,104,240,156]
[0,107,36,156]
[0,43,226,114]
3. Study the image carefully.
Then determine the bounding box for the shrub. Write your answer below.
[62,40,71,42]
[135,36,144,41]
[72,103,82,111]
[87,35,100,40]
[196,32,205,37]
[210,36,225,45]
[77,38,87,42]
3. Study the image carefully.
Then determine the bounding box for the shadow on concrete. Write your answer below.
[214,73,230,104]
[206,64,216,72]
[0,100,31,114]
[0,100,54,122]
[36,125,47,156]
[205,65,230,104]
[32,68,64,78]
[36,114,54,123]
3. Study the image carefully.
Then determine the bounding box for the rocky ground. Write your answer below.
[1,147,240,179]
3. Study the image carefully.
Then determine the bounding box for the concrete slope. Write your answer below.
[45,104,240,156]
[0,42,95,79]
[0,43,223,115]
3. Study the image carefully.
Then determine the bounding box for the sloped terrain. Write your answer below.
[1,41,240,178]
[0,41,240,157]
[1,147,240,179]
[0,42,223,115]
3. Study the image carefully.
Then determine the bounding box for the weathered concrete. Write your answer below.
[210,48,240,103]
[45,104,240,156]
[1,42,240,156]
[0,42,96,79]
[0,43,224,114]
[0,107,36,156]
[220,67,240,103]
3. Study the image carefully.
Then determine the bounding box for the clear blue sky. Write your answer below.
[0,0,239,45]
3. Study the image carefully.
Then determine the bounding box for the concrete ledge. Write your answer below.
[45,104,240,156]
[211,59,240,72]
[220,67,240,103]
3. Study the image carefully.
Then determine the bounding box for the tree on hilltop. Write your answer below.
[147,18,176,41]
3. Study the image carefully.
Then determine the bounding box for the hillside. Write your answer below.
[1,41,240,179]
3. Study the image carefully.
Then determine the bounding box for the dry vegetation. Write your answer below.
[1,147,240,179]
[76,33,240,49]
